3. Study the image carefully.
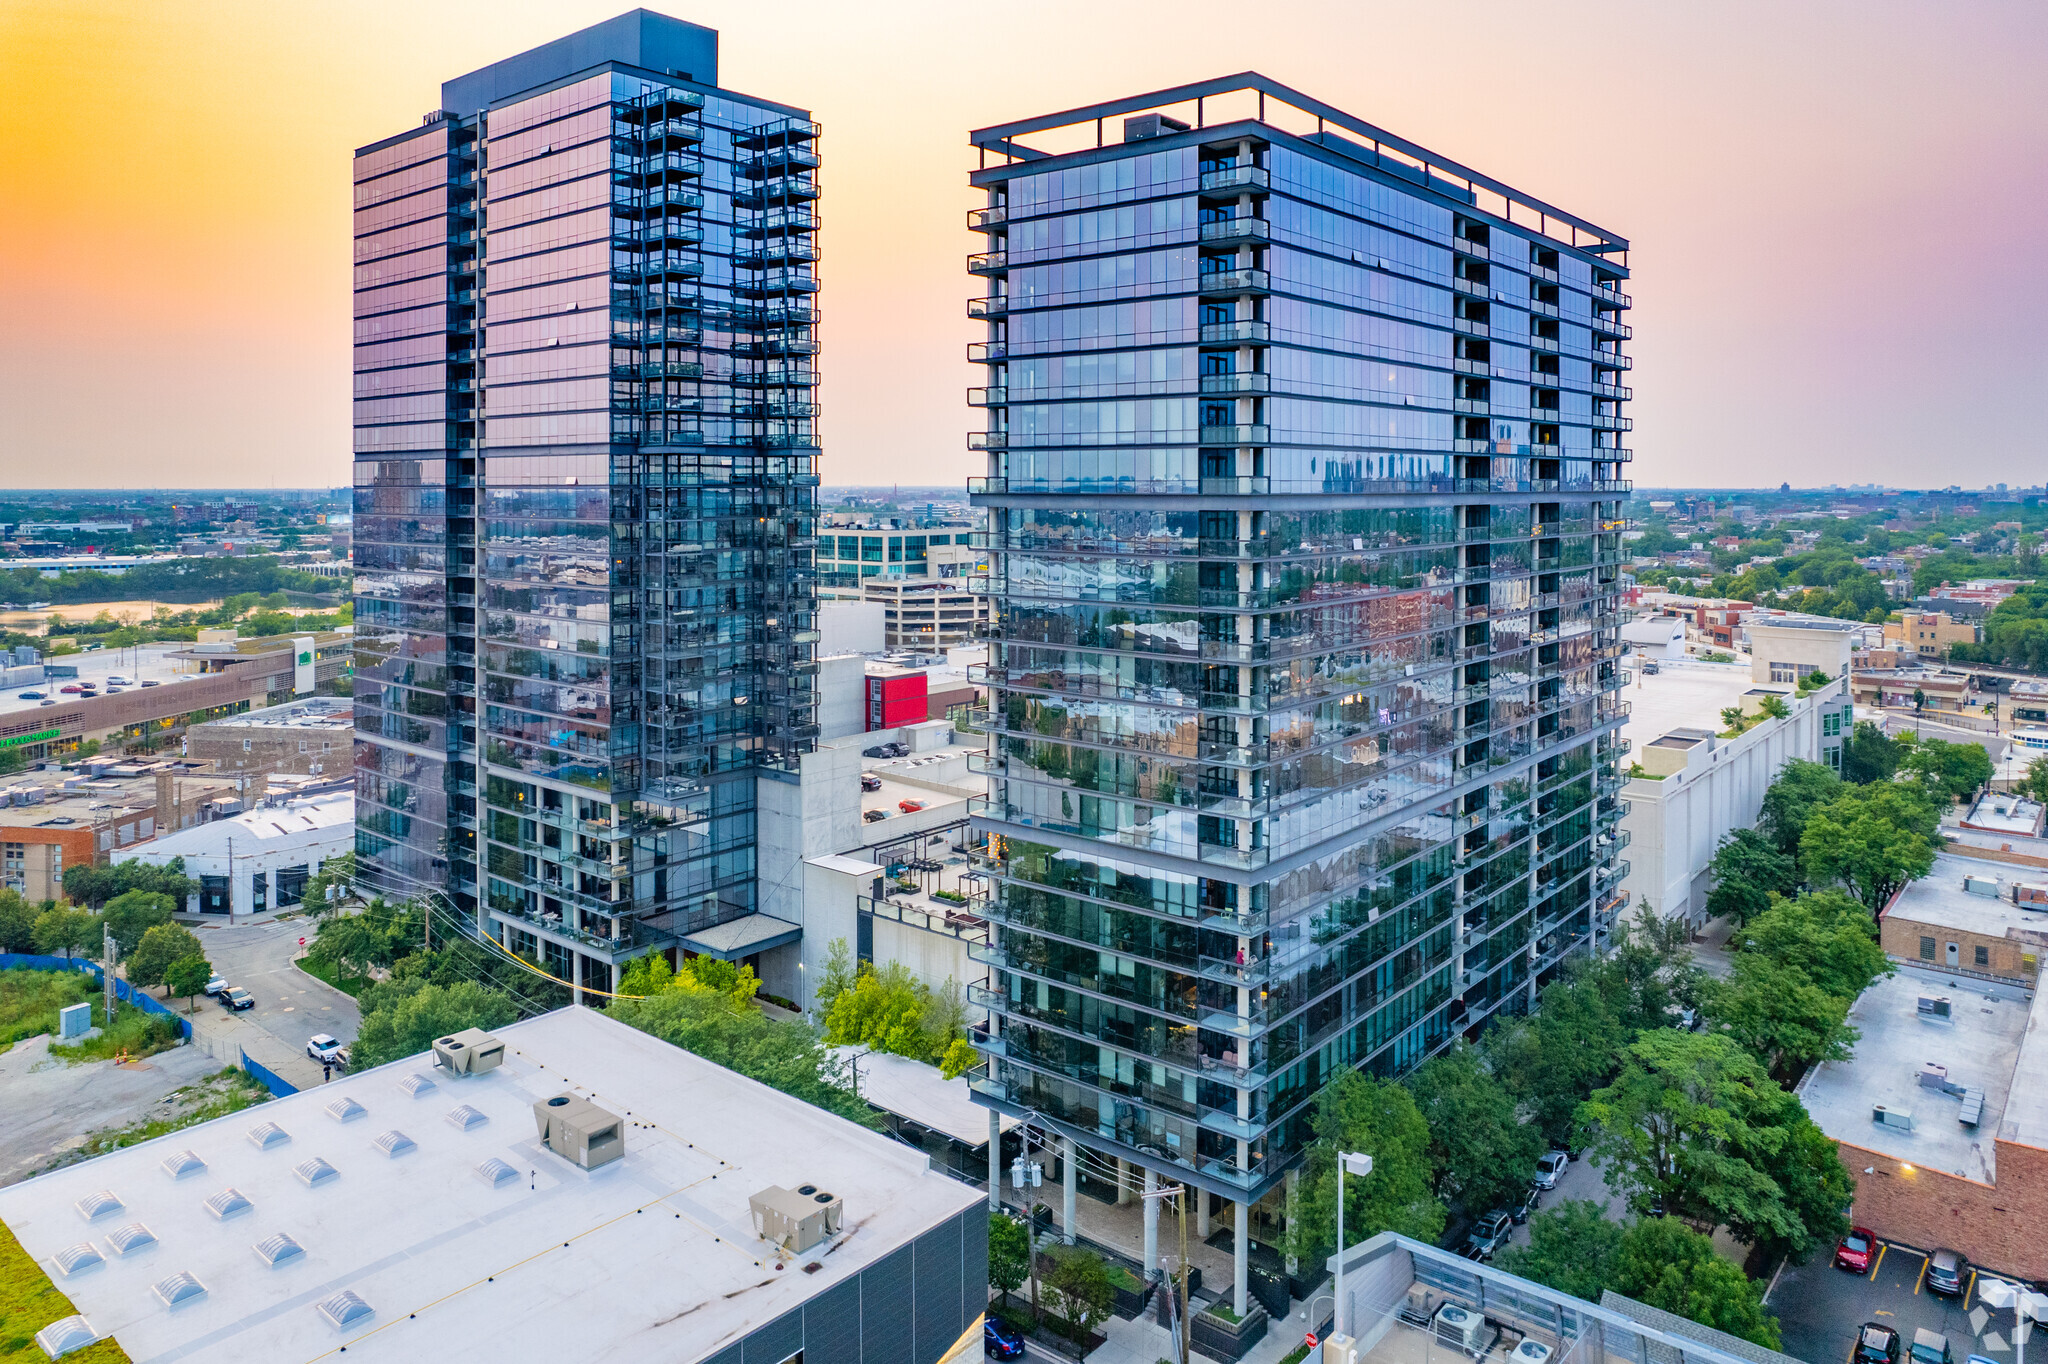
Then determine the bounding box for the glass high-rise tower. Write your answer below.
[965,78,1632,1286]
[352,11,820,993]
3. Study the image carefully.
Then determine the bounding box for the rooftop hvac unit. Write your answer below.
[1873,1104,1916,1131]
[2015,883,2048,909]
[749,1183,845,1254]
[1918,995,1953,1021]
[532,1094,624,1171]
[1513,1341,1554,1364]
[432,1028,505,1076]
[1965,874,2002,898]
[1435,1302,1485,1353]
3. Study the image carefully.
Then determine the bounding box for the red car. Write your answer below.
[1835,1227,1877,1273]
[898,799,925,813]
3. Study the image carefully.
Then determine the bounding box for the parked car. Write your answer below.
[1926,1250,1968,1298]
[1835,1227,1877,1273]
[1461,1211,1514,1260]
[898,799,926,813]
[307,1035,350,1068]
[16,691,43,700]
[106,675,132,686]
[862,809,888,823]
[203,975,228,996]
[1533,1150,1569,1190]
[1510,1187,1540,1224]
[59,684,83,694]
[104,687,124,693]
[1854,1324,1901,1364]
[984,1316,1026,1360]
[218,986,256,1012]
[1911,1329,1953,1364]
[860,774,882,792]
[139,679,161,687]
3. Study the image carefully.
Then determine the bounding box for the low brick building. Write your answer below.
[1879,855,2048,984]
[0,765,243,901]
[183,696,352,778]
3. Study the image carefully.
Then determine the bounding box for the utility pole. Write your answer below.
[1142,1181,1192,1364]
[102,922,115,1025]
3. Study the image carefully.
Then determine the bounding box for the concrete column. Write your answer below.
[1197,1187,1211,1239]
[1234,1200,1249,1317]
[988,1110,1002,1211]
[1062,1136,1077,1244]
[1142,1166,1160,1282]
[1116,1157,1134,1205]
[569,951,583,1006]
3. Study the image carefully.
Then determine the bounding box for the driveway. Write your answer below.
[179,917,361,1091]
[1768,1237,2017,1364]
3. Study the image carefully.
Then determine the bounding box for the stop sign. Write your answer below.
[1305,1333,1318,1349]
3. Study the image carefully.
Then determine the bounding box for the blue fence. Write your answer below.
[239,1048,298,1097]
[0,953,194,1040]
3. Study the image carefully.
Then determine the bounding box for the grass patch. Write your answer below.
[45,999,183,1064]
[0,1216,134,1362]
[1104,1262,1146,1293]
[1278,1344,1312,1364]
[1,966,97,1052]
[296,955,371,998]
[1203,1300,1243,1324]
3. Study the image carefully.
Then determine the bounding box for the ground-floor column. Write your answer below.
[1234,1200,1249,1317]
[569,951,583,1006]
[1142,1166,1160,1281]
[988,1110,1002,1211]
[1062,1136,1077,1244]
[1116,1157,1134,1205]
[1197,1187,1211,1239]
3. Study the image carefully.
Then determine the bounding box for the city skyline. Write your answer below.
[3,0,2046,491]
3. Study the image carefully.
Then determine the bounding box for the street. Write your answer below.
[181,916,361,1091]
[1505,1151,1623,1251]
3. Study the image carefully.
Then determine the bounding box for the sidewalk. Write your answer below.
[1086,1291,1320,1364]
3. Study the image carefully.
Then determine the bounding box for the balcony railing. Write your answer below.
[1199,217,1271,246]
[968,206,1008,231]
[1200,166,1270,194]
[1199,320,1268,345]
[967,431,1008,450]
[1200,424,1269,445]
[968,295,1009,319]
[1199,372,1270,395]
[967,387,1006,407]
[967,251,1008,275]
[1198,268,1270,296]
[966,341,1006,363]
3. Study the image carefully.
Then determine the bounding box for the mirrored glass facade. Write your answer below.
[353,16,819,991]
[966,83,1634,1204]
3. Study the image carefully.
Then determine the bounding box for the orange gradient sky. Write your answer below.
[2,0,2044,490]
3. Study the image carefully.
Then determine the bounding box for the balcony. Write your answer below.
[733,269,820,298]
[732,178,819,209]
[742,147,821,177]
[1200,165,1270,194]
[1198,267,1270,296]
[735,242,819,269]
[1593,413,1634,432]
[967,295,1009,319]
[966,340,1007,363]
[968,206,1008,231]
[633,253,704,279]
[1199,320,1268,345]
[1200,217,1271,247]
[1454,316,1489,337]
[1199,372,1269,395]
[733,118,819,149]
[635,360,704,380]
[1592,349,1632,371]
[1592,315,1633,339]
[1198,475,1269,496]
[1593,381,1633,400]
[966,475,1008,495]
[967,431,1008,450]
[641,117,703,146]
[1593,283,1632,307]
[1200,424,1269,445]
[967,251,1008,275]
[1529,299,1559,318]
[967,387,1007,407]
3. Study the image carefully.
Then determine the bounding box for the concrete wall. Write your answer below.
[870,913,978,1004]
[1747,621,1854,684]
[1880,912,2045,983]
[817,653,866,741]
[819,599,886,656]
[1621,678,1850,927]
[797,855,879,1016]
[756,741,865,925]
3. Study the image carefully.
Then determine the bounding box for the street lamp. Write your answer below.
[1326,1151,1373,1364]
[1979,1279,2048,1364]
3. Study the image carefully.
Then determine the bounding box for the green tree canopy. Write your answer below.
[1484,966,1630,1149]
[1733,890,1892,999]
[1841,721,1902,785]
[2019,756,2048,806]
[129,922,204,993]
[988,1211,1030,1306]
[1758,760,1845,855]
[1705,953,1857,1082]
[1703,830,1800,925]
[32,905,99,959]
[1494,1200,1624,1304]
[1406,1043,1543,1214]
[1801,782,1939,914]
[61,857,193,910]
[102,889,175,954]
[165,953,213,1012]
[1041,1246,1115,1345]
[0,889,37,953]
[1285,1070,1445,1267]
[609,984,876,1127]
[1616,1217,1782,1350]
[1898,735,1994,804]
[351,979,521,1069]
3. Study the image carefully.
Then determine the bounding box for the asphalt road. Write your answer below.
[1505,1151,1623,1251]
[1768,1237,2027,1364]
[180,917,360,1090]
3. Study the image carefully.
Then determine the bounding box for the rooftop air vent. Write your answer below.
[203,1187,253,1220]
[74,1190,123,1221]
[372,1129,416,1158]
[106,1223,157,1257]
[476,1157,519,1188]
[247,1120,291,1150]
[252,1232,306,1268]
[317,1289,374,1331]
[51,1243,105,1278]
[293,1156,340,1188]
[748,1183,845,1253]
[160,1149,206,1180]
[152,1270,207,1308]
[324,1096,367,1123]
[532,1093,624,1171]
[32,1316,97,1359]
[445,1104,488,1132]
[432,1028,506,1076]
[399,1072,438,1098]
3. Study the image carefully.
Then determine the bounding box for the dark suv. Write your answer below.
[218,986,256,1012]
[1854,1323,1900,1364]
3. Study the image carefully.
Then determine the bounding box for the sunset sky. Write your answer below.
[1,0,2043,490]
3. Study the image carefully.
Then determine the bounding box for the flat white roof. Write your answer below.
[0,1007,980,1363]
[1886,855,2048,940]
[123,790,353,856]
[832,1047,1019,1147]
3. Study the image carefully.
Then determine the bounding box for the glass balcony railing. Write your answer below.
[1200,165,1270,194]
[1198,268,1270,296]
[1199,320,1268,345]
[1199,217,1271,246]
[967,251,1008,275]
[968,206,1008,231]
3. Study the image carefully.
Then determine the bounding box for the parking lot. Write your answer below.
[1769,1237,2033,1364]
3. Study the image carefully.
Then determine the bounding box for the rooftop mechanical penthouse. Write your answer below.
[963,75,1633,1304]
[351,11,821,990]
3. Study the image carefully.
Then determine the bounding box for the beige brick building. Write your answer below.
[1879,855,2048,984]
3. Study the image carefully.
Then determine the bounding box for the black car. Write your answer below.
[1855,1323,1901,1364]
[1926,1249,1968,1297]
[985,1316,1026,1360]
[218,986,256,1011]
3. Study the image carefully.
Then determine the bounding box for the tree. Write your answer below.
[815,936,858,1013]
[1801,784,1939,914]
[1756,693,1791,720]
[1899,736,1994,804]
[129,922,205,994]
[939,1036,981,1080]
[1040,1246,1114,1346]
[351,980,521,1069]
[61,857,193,910]
[1758,760,1845,855]
[617,951,675,997]
[1703,830,1799,925]
[676,953,760,1006]
[1285,1071,1445,1267]
[1841,721,1902,785]
[1704,953,1856,1082]
[32,904,99,959]
[1494,1201,1625,1304]
[2020,756,2048,806]
[1406,1044,1542,1214]
[1485,967,1630,1148]
[989,1211,1031,1308]
[308,908,396,980]
[824,961,939,1062]
[102,889,175,954]
[1734,890,1891,999]
[0,888,36,952]
[301,851,358,914]
[1617,1217,1782,1350]
[611,984,877,1127]
[165,953,213,1013]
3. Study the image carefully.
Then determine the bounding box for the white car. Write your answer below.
[106,675,132,686]
[306,1035,350,1068]
[204,975,228,996]
[1533,1150,1569,1191]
